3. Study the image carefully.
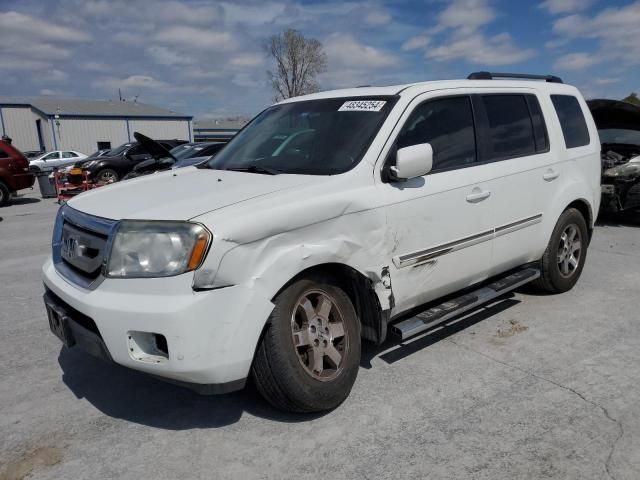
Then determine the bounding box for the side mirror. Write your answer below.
[390,143,433,180]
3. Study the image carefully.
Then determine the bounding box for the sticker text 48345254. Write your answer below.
[338,100,387,112]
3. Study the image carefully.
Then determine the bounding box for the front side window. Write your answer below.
[396,96,476,171]
[43,152,59,160]
[205,96,398,175]
[551,95,590,148]
[481,94,536,161]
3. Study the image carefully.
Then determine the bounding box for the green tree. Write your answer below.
[622,93,640,106]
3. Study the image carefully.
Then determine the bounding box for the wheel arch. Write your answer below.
[273,262,390,344]
[565,198,594,241]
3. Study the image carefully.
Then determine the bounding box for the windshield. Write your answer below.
[204,96,397,175]
[108,143,133,156]
[170,144,195,159]
[599,129,640,146]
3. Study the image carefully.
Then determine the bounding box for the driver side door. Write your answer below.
[378,93,495,314]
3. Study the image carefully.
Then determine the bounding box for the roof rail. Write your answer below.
[467,71,563,84]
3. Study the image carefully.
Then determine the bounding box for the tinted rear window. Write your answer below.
[551,95,590,148]
[481,94,536,161]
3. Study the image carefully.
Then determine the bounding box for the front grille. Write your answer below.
[52,205,118,289]
[61,222,107,279]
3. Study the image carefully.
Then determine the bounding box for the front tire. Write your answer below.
[95,168,119,183]
[533,208,589,293]
[252,274,361,413]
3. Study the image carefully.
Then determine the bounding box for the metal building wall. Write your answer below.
[0,106,42,152]
[128,119,192,142]
[53,118,129,154]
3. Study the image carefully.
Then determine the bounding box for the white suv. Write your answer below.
[42,72,601,412]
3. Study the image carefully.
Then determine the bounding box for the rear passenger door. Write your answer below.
[473,92,558,275]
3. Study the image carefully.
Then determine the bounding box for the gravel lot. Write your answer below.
[1,190,639,480]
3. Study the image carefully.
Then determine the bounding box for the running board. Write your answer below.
[390,267,540,340]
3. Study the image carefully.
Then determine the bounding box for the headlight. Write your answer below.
[106,220,211,278]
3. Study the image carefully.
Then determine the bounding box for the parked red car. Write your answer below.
[0,141,35,206]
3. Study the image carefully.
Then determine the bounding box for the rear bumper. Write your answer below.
[6,172,35,191]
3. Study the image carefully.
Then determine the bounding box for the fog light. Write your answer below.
[127,331,169,364]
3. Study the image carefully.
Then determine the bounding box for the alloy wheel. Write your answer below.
[557,224,582,277]
[290,289,348,382]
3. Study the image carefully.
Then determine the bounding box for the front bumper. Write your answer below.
[42,257,274,393]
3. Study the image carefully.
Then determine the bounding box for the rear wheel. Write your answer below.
[0,182,10,207]
[95,168,119,183]
[252,274,361,413]
[533,208,588,293]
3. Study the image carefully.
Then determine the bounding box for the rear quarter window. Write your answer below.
[551,95,590,148]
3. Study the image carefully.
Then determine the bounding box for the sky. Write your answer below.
[1,0,639,119]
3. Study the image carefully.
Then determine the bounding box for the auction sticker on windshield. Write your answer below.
[338,100,387,112]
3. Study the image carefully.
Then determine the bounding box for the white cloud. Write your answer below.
[147,46,195,66]
[427,33,535,65]
[155,26,237,51]
[82,61,111,73]
[594,77,620,85]
[229,52,264,67]
[324,33,398,69]
[421,0,533,67]
[402,35,430,51]
[93,75,167,91]
[0,57,49,71]
[553,52,600,70]
[364,9,392,26]
[0,11,91,43]
[40,69,69,83]
[552,2,640,65]
[438,0,495,34]
[113,32,146,46]
[40,88,63,96]
[540,0,595,15]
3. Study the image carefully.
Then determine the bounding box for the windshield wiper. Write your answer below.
[225,165,281,175]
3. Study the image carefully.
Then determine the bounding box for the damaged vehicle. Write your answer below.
[588,99,640,213]
[122,135,225,180]
[42,72,600,412]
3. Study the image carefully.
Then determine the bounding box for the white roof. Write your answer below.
[279,79,578,104]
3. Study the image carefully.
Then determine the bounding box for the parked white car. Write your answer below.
[30,150,87,171]
[42,72,601,412]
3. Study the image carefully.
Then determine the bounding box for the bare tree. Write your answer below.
[265,29,328,101]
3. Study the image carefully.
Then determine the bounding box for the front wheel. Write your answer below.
[533,208,589,293]
[252,274,361,413]
[95,168,119,183]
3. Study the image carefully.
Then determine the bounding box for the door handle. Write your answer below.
[543,169,560,181]
[466,189,491,203]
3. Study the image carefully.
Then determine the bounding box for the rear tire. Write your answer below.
[252,274,361,413]
[533,208,588,293]
[0,182,10,207]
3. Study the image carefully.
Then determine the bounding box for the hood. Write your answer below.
[67,167,319,220]
[588,99,640,132]
[134,132,176,161]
